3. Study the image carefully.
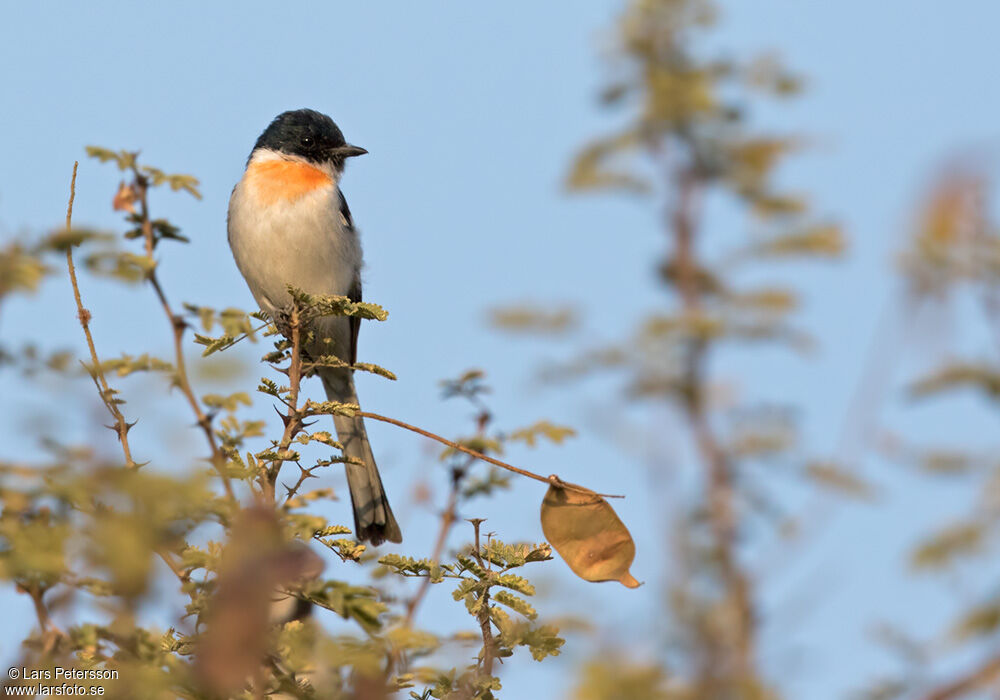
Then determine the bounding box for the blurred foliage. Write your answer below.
[860,167,1000,698]
[564,4,1000,696]
[570,658,671,700]
[495,0,847,696]
[488,306,578,336]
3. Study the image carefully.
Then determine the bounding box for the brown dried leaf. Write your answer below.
[112,181,138,213]
[540,483,639,588]
[195,506,324,696]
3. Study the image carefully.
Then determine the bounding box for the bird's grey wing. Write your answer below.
[338,189,355,229]
[339,190,362,366]
[348,274,361,366]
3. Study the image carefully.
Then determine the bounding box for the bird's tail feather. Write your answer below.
[321,372,402,545]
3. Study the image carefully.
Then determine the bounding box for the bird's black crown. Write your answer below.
[252,109,365,166]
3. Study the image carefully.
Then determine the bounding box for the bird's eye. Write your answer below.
[301,136,314,147]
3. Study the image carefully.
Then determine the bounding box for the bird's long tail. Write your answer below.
[321,371,402,545]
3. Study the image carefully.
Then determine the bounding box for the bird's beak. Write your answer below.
[330,144,368,158]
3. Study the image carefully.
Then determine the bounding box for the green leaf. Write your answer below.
[379,554,436,578]
[86,146,136,171]
[0,243,49,300]
[97,353,174,378]
[352,362,397,380]
[287,286,389,321]
[507,421,577,447]
[566,129,649,194]
[302,400,360,417]
[257,377,280,397]
[314,525,352,538]
[910,361,1000,401]
[911,522,984,570]
[494,573,535,596]
[451,578,482,602]
[488,305,577,335]
[301,579,385,633]
[804,462,875,500]
[462,468,511,499]
[492,590,537,620]
[201,392,252,412]
[750,224,845,259]
[951,598,1000,641]
[194,333,239,357]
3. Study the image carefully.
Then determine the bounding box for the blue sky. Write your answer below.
[2,2,1000,698]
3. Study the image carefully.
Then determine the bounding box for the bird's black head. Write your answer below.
[252,109,367,168]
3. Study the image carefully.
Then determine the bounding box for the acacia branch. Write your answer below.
[130,169,236,502]
[64,162,139,469]
[23,583,64,654]
[266,306,305,502]
[155,548,189,585]
[403,461,464,628]
[670,165,757,682]
[468,519,497,678]
[357,411,621,499]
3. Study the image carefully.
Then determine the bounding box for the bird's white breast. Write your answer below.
[228,182,359,311]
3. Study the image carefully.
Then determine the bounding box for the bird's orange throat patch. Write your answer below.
[244,158,333,205]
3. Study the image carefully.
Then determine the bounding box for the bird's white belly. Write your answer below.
[227,181,360,355]
[228,182,358,309]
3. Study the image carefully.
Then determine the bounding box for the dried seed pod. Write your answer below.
[540,482,639,588]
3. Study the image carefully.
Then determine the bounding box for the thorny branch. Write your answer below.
[64,162,138,469]
[129,166,236,502]
[670,165,757,682]
[358,411,621,500]
[64,162,193,621]
[468,519,498,679]
[266,306,305,502]
[22,582,64,654]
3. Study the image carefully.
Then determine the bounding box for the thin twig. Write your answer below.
[403,409,488,627]
[131,169,236,501]
[24,584,64,654]
[64,161,139,469]
[468,519,497,677]
[357,411,622,499]
[266,306,304,502]
[25,584,58,635]
[402,462,463,627]
[155,548,189,584]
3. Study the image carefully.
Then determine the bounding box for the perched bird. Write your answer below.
[227,109,402,545]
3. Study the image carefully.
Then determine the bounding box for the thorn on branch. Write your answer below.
[273,404,293,428]
[171,315,188,333]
